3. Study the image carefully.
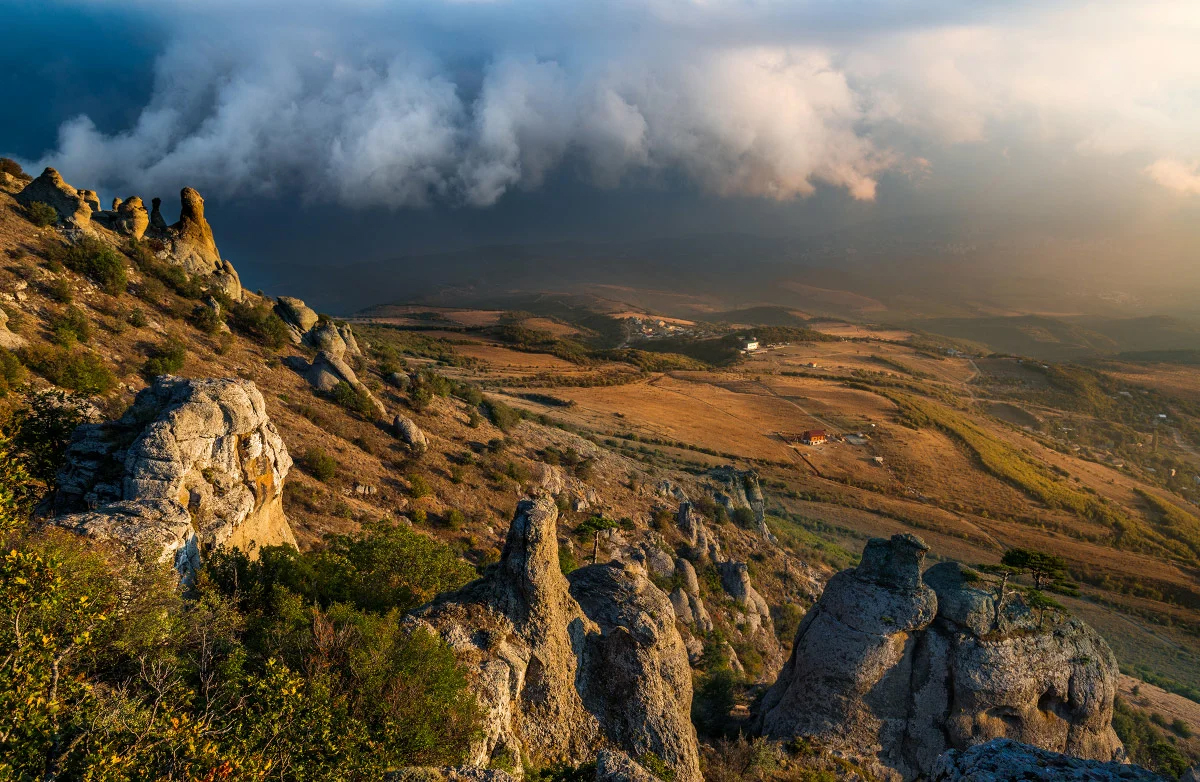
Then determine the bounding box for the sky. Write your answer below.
[2,0,1198,299]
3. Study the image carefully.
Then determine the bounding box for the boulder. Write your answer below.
[306,320,347,358]
[51,377,296,573]
[394,413,429,453]
[304,351,387,418]
[931,739,1165,781]
[407,498,701,781]
[595,750,662,782]
[758,535,1124,780]
[275,296,320,342]
[0,305,28,350]
[16,167,93,227]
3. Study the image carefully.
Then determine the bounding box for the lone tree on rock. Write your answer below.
[1002,547,1074,592]
[577,515,620,565]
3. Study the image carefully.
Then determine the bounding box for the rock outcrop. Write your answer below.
[394,413,429,453]
[931,739,1165,781]
[50,377,295,572]
[669,558,713,633]
[168,187,222,272]
[302,350,387,417]
[0,305,28,350]
[112,196,150,240]
[708,466,774,540]
[275,296,320,343]
[16,167,95,227]
[758,534,1123,780]
[407,498,701,782]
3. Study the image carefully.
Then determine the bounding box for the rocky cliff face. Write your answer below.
[50,377,295,572]
[759,534,1123,780]
[407,497,701,782]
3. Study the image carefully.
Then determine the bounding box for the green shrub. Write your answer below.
[141,337,187,378]
[48,305,91,347]
[302,447,337,483]
[482,397,522,432]
[47,236,127,295]
[128,308,148,327]
[443,508,466,530]
[5,389,88,489]
[229,300,291,349]
[25,201,58,227]
[0,349,25,397]
[189,302,223,334]
[330,380,378,418]
[693,668,739,736]
[0,157,24,177]
[408,473,432,498]
[20,345,115,394]
[44,276,73,304]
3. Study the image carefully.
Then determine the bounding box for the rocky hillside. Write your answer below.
[0,162,1195,780]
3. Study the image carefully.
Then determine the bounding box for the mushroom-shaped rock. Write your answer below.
[407,498,701,781]
[16,167,93,227]
[51,377,296,573]
[393,414,428,453]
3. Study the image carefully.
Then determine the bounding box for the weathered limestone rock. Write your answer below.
[708,466,773,540]
[407,498,701,782]
[669,558,712,633]
[113,196,150,240]
[306,320,347,357]
[169,187,222,273]
[676,501,721,561]
[931,739,1165,782]
[338,322,362,356]
[275,296,320,342]
[51,377,296,572]
[16,167,93,227]
[0,305,28,350]
[394,413,429,453]
[758,535,1124,780]
[595,750,662,782]
[303,350,387,417]
[78,189,101,212]
[720,560,773,634]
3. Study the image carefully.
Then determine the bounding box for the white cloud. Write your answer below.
[25,0,1200,206]
[1145,159,1200,196]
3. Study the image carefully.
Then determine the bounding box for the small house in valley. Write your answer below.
[802,429,827,445]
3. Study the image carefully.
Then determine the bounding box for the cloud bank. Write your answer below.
[23,0,1200,207]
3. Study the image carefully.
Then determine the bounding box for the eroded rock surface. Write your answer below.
[407,498,701,782]
[51,377,295,571]
[0,305,28,350]
[759,534,1123,780]
[16,167,94,227]
[394,413,429,452]
[931,739,1164,781]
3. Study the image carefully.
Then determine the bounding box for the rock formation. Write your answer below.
[394,413,429,453]
[407,498,701,782]
[168,187,221,272]
[758,534,1123,780]
[708,466,774,540]
[275,296,320,343]
[16,167,95,227]
[669,558,713,633]
[931,739,1165,782]
[301,350,387,418]
[719,560,773,635]
[50,377,295,572]
[0,305,28,350]
[112,196,150,240]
